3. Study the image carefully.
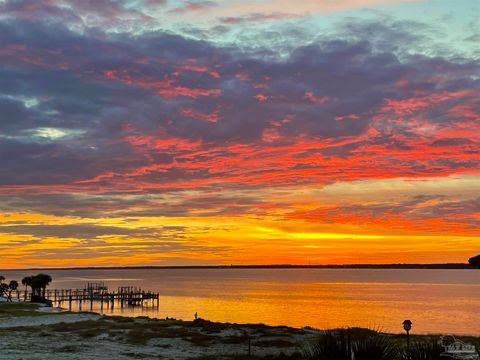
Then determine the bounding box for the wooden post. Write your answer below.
[406,329,410,358]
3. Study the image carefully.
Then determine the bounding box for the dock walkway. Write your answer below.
[10,282,160,311]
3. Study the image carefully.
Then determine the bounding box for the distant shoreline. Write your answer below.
[0,263,473,271]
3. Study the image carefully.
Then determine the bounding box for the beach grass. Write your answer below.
[0,305,479,360]
[0,303,43,317]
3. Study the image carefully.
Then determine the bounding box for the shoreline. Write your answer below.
[1,303,479,359]
[0,263,473,271]
[0,303,319,359]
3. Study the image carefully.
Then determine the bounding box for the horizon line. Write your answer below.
[0,262,472,271]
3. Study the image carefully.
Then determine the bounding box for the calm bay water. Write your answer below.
[2,268,479,335]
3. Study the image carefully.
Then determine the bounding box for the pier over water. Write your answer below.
[11,282,160,311]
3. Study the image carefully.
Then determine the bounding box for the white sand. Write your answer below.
[0,313,101,328]
[0,304,317,359]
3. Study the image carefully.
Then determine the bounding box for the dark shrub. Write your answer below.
[31,295,52,306]
[402,341,443,360]
[352,333,398,360]
[304,330,352,360]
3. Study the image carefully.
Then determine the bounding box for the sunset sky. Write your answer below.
[0,0,479,268]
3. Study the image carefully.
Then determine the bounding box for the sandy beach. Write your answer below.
[2,303,480,360]
[0,303,319,359]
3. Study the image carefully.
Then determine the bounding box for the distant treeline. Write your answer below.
[0,263,473,271]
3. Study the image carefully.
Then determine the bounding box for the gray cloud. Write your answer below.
[0,3,478,220]
[0,223,186,240]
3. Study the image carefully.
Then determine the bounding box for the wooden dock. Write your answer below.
[11,282,160,311]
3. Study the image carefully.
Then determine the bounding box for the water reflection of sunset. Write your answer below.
[4,268,478,335]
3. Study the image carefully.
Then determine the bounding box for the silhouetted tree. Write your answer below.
[7,280,18,302]
[0,283,8,298]
[0,276,6,298]
[468,255,480,268]
[31,274,52,298]
[22,276,34,301]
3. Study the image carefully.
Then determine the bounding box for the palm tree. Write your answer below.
[31,274,52,298]
[38,274,52,298]
[22,276,34,301]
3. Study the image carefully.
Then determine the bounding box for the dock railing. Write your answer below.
[9,286,160,311]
